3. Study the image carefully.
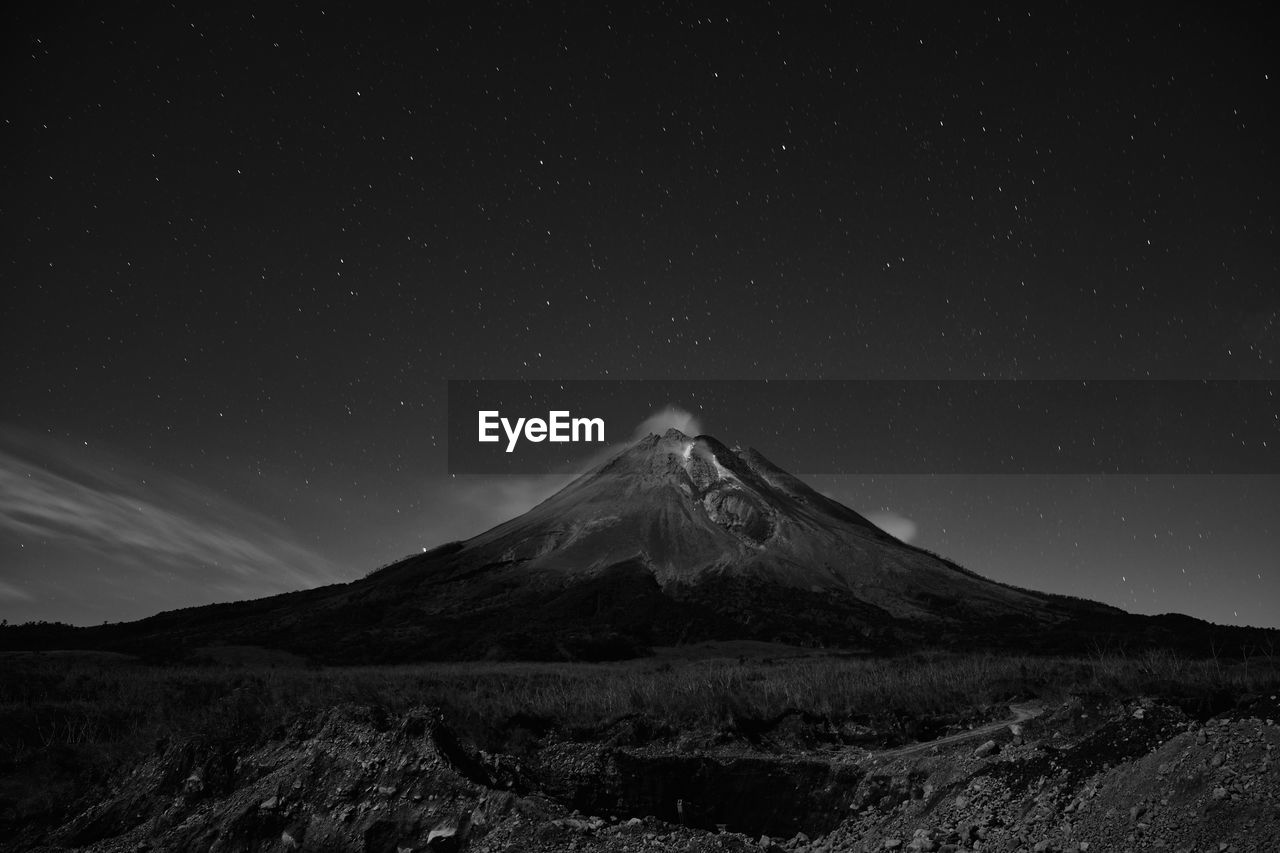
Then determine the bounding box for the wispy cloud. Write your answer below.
[0,428,343,604]
[0,579,33,602]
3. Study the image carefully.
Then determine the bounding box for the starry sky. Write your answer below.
[3,4,1277,629]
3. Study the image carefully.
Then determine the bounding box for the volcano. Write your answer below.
[378,428,1089,650]
[8,430,1269,661]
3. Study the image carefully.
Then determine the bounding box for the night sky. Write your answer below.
[3,4,1277,629]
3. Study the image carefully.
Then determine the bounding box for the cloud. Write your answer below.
[632,406,703,439]
[866,510,919,543]
[0,580,33,602]
[0,429,344,601]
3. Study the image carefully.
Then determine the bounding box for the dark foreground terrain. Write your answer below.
[2,647,1278,852]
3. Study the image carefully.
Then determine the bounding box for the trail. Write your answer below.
[870,701,1044,761]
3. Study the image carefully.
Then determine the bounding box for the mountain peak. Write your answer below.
[615,430,754,491]
[359,428,1123,659]
[466,428,968,595]
[56,431,1158,664]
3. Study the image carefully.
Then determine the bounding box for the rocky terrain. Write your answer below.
[10,690,1277,852]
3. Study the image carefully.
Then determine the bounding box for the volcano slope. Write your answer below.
[6,429,1270,662]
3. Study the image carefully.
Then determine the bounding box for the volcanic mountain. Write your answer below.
[7,430,1270,661]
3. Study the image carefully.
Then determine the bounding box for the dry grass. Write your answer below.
[2,648,1276,757]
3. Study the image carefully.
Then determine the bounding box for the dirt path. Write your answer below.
[871,702,1044,761]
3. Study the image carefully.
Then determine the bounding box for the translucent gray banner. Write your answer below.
[446,380,1279,475]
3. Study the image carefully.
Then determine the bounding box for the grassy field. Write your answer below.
[1,647,1277,836]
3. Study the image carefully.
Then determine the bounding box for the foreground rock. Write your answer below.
[8,695,1279,852]
[823,696,1280,852]
[33,706,509,852]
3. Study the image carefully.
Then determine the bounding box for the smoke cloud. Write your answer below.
[632,406,703,439]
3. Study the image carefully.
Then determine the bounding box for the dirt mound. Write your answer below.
[8,705,512,852]
[823,697,1280,853]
